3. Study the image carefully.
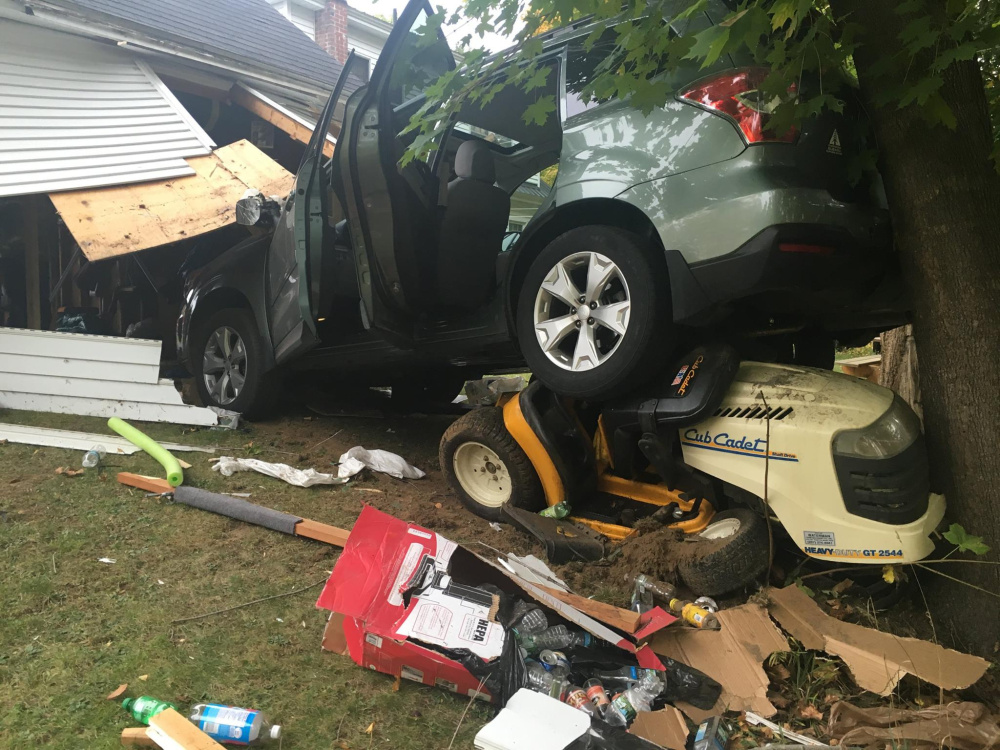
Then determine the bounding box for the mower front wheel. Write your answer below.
[440,407,545,522]
[678,509,770,597]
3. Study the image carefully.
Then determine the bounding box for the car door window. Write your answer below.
[386,8,455,109]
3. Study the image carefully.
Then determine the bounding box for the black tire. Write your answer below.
[439,407,545,522]
[191,307,276,419]
[516,226,672,399]
[678,509,770,596]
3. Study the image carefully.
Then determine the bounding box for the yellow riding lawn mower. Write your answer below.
[440,345,945,596]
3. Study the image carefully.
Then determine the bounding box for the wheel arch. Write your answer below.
[190,285,275,371]
[505,198,668,334]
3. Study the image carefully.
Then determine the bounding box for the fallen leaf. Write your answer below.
[798,704,824,721]
[365,723,374,735]
[830,579,853,595]
[336,742,352,750]
[882,565,897,584]
[768,692,791,709]
[138,674,148,681]
[771,664,792,681]
[434,502,442,509]
[106,683,128,700]
[392,675,402,692]
[178,459,192,470]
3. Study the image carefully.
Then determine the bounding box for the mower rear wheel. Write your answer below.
[678,509,770,596]
[440,407,545,522]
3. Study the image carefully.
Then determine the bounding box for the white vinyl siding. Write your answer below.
[0,21,215,198]
[290,3,317,39]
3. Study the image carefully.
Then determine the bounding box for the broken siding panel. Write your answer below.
[0,21,214,198]
[0,328,219,426]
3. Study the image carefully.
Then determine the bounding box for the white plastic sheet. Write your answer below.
[212,456,349,488]
[336,446,425,480]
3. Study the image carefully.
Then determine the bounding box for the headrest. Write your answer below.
[454,139,496,183]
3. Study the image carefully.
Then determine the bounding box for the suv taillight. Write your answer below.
[680,68,797,144]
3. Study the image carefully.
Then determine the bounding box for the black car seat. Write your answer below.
[437,140,511,309]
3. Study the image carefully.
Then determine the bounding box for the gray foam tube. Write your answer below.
[173,486,302,535]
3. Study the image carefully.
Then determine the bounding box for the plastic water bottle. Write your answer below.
[188,703,281,745]
[512,604,549,636]
[122,696,178,724]
[82,445,106,468]
[520,624,592,652]
[609,673,665,726]
[526,661,554,692]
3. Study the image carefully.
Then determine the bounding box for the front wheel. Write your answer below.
[191,308,275,418]
[677,509,770,596]
[516,226,673,399]
[439,407,545,522]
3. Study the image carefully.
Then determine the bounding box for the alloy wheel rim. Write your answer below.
[532,251,631,372]
[452,442,512,508]
[699,517,741,540]
[202,325,248,406]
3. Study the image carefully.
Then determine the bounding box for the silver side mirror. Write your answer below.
[235,194,263,226]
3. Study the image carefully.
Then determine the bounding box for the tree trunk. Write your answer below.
[879,325,922,423]
[830,0,1000,655]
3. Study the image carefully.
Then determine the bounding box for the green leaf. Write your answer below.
[683,26,731,68]
[522,65,551,93]
[943,523,990,555]
[794,579,816,598]
[719,8,749,27]
[522,94,556,126]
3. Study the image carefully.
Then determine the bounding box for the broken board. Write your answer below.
[147,708,225,750]
[50,140,293,260]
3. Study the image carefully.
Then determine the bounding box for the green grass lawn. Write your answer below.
[0,409,492,749]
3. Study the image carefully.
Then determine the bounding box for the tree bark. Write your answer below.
[830,0,1000,655]
[879,325,922,423]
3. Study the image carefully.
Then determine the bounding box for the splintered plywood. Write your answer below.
[50,139,293,260]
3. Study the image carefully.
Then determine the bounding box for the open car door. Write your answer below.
[266,55,356,365]
[340,0,455,342]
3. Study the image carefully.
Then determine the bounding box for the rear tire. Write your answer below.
[191,308,276,419]
[516,226,672,399]
[439,407,545,522]
[678,509,770,596]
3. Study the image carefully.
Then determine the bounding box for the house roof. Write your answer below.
[34,0,343,90]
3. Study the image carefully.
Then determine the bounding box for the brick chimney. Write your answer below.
[316,0,349,63]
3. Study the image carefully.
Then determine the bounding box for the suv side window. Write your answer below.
[565,30,623,119]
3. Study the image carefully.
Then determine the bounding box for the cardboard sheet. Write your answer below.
[646,603,789,722]
[631,706,691,750]
[474,689,590,750]
[767,585,990,695]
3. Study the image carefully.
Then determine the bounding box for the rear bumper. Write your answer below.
[665,222,910,332]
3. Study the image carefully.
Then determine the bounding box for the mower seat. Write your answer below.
[601,344,740,481]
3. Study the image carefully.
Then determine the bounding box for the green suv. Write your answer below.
[177,0,906,415]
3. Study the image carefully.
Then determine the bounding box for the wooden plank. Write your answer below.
[837,354,881,367]
[294,518,352,548]
[535,584,642,633]
[121,727,157,747]
[49,139,293,261]
[118,472,173,494]
[231,85,335,158]
[148,708,226,750]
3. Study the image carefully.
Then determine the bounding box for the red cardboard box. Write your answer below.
[317,506,673,702]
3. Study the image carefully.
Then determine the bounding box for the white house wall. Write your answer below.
[0,20,215,197]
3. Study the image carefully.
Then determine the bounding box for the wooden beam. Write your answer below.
[294,518,351,547]
[148,708,226,750]
[231,85,335,159]
[536,584,642,633]
[117,472,173,494]
[121,727,158,747]
[49,140,293,261]
[23,196,41,329]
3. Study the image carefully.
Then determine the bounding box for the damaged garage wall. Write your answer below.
[0,21,215,198]
[49,139,293,260]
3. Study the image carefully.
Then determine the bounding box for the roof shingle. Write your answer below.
[45,0,342,88]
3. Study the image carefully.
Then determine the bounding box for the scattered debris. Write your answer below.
[767,585,990,694]
[120,727,156,748]
[648,603,789,721]
[213,456,349,487]
[55,466,85,477]
[631,706,691,750]
[98,557,116,564]
[745,711,825,745]
[336,446,425,480]
[0,424,215,455]
[109,418,183,487]
[828,700,1000,750]
[106,684,129,700]
[148,708,225,750]
[474,689,589,749]
[463,376,527,407]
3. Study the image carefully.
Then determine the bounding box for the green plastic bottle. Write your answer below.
[122,696,178,725]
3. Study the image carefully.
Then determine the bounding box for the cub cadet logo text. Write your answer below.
[682,429,799,462]
[677,355,703,395]
[805,547,903,559]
